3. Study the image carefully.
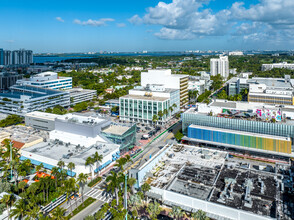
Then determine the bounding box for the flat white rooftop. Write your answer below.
[25,111,59,121]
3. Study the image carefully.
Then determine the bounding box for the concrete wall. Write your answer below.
[134,144,173,188]
[25,115,55,131]
[150,187,273,220]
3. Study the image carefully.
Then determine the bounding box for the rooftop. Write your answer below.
[68,88,96,94]
[0,85,66,99]
[248,77,293,89]
[102,124,130,136]
[145,144,285,219]
[23,140,119,165]
[121,94,169,101]
[25,111,59,121]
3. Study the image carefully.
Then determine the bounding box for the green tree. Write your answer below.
[77,173,88,204]
[0,194,15,220]
[67,162,75,177]
[169,206,184,220]
[141,182,151,197]
[106,171,124,206]
[85,157,95,179]
[51,207,66,220]
[92,152,103,171]
[158,111,164,123]
[152,114,158,126]
[175,130,184,142]
[147,201,161,220]
[191,209,209,220]
[10,199,27,220]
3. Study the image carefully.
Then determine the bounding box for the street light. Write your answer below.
[9,141,13,182]
[124,173,128,220]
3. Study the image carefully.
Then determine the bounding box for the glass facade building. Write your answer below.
[182,111,294,142]
[102,124,137,151]
[120,89,180,123]
[188,125,292,154]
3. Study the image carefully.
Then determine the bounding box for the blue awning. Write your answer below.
[20,156,76,176]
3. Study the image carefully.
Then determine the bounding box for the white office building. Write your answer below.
[141,69,188,107]
[120,84,180,124]
[16,71,72,90]
[210,56,229,78]
[0,85,70,116]
[68,88,97,105]
[188,80,205,94]
[261,62,294,71]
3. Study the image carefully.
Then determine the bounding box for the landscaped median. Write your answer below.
[88,176,102,187]
[67,197,96,219]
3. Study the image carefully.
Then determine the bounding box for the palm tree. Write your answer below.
[57,160,65,180]
[10,198,27,219]
[141,182,151,197]
[0,194,15,220]
[77,173,88,204]
[85,157,95,179]
[191,209,208,220]
[106,171,124,206]
[26,205,40,220]
[18,181,26,195]
[127,177,137,195]
[64,179,75,215]
[51,166,60,188]
[147,201,161,220]
[158,110,163,124]
[152,114,158,126]
[51,207,66,220]
[36,163,44,173]
[38,177,46,202]
[92,152,103,171]
[67,162,75,177]
[163,109,168,121]
[169,106,173,116]
[169,206,184,220]
[172,103,177,109]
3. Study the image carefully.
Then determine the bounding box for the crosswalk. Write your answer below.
[85,188,112,203]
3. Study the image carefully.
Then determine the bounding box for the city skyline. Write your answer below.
[1,0,294,52]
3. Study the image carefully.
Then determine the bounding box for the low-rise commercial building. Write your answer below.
[227,75,294,105]
[0,85,70,116]
[20,113,136,176]
[129,144,290,220]
[182,105,294,157]
[16,71,72,90]
[68,88,97,105]
[119,84,180,124]
[25,111,58,131]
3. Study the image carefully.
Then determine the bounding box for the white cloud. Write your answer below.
[56,17,64,22]
[128,15,143,25]
[129,0,294,44]
[74,18,114,27]
[117,23,126,28]
[129,0,231,40]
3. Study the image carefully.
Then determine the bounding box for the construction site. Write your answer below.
[142,144,293,220]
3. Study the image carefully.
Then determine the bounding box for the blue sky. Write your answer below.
[1,0,294,53]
